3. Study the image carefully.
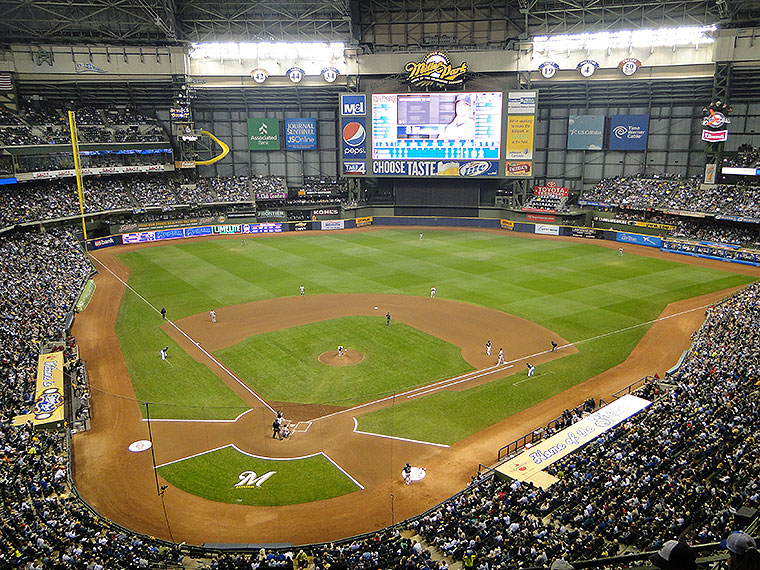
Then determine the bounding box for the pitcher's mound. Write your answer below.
[319,350,364,366]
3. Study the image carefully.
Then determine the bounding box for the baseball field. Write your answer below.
[71,227,760,545]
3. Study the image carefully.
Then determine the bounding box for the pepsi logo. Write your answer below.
[342,122,366,146]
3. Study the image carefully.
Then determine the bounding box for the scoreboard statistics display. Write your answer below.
[370,92,502,177]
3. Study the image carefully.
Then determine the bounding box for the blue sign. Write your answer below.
[609,115,649,151]
[567,115,605,150]
[184,226,213,237]
[341,94,366,116]
[285,118,317,150]
[616,232,662,248]
[0,177,17,185]
[341,117,367,160]
[343,161,367,175]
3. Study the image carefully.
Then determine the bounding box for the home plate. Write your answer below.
[401,466,426,483]
[128,439,152,453]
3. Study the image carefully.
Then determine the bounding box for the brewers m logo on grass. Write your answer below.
[404,52,468,87]
[234,470,276,489]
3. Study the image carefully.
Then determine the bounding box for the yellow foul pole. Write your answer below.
[67,111,88,249]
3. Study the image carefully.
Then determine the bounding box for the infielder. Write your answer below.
[210,310,216,323]
[486,340,491,356]
[430,287,436,298]
[527,363,536,376]
[159,347,168,360]
[338,345,344,357]
[299,285,305,295]
[497,348,505,366]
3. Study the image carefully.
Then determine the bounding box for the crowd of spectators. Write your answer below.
[669,220,760,247]
[0,175,295,227]
[0,104,167,148]
[723,144,759,168]
[582,175,760,220]
[581,174,701,211]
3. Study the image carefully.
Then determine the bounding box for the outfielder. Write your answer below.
[430,287,436,298]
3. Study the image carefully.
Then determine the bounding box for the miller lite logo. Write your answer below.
[250,68,269,84]
[287,67,305,83]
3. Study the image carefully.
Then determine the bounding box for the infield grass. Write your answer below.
[214,316,473,406]
[157,445,360,505]
[114,229,754,431]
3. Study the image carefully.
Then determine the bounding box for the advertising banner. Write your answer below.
[312,208,339,216]
[507,91,537,114]
[505,161,533,177]
[500,219,515,230]
[89,235,123,250]
[505,116,535,160]
[702,129,728,142]
[371,160,498,177]
[355,216,373,227]
[285,118,317,150]
[341,117,367,160]
[340,93,366,116]
[343,161,366,175]
[254,190,288,200]
[31,352,66,428]
[609,115,649,151]
[247,118,280,150]
[496,395,650,485]
[527,214,555,223]
[535,224,560,235]
[567,115,605,150]
[616,232,662,248]
[533,181,569,197]
[570,227,602,239]
[321,220,345,230]
[293,222,309,231]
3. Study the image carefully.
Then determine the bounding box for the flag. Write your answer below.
[0,74,12,91]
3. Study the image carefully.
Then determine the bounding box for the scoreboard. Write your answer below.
[340,90,536,179]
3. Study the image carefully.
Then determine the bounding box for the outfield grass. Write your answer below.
[214,316,474,406]
[157,445,360,506]
[115,230,754,428]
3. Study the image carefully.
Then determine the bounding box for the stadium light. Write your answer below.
[532,24,718,55]
[189,41,346,73]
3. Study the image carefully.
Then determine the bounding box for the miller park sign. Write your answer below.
[404,52,468,87]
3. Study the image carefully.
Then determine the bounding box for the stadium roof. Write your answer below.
[0,0,757,49]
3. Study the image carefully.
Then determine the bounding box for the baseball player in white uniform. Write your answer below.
[430,287,436,298]
[486,340,491,356]
[210,310,216,323]
[497,348,505,365]
[527,363,536,376]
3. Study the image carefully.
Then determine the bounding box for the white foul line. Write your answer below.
[141,408,254,424]
[90,254,274,414]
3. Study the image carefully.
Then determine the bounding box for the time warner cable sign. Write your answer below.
[609,115,649,151]
[285,118,317,150]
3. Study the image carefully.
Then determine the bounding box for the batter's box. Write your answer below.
[293,421,312,433]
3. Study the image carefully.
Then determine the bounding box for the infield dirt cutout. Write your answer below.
[71,230,760,546]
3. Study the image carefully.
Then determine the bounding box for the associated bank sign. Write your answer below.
[247,118,280,150]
